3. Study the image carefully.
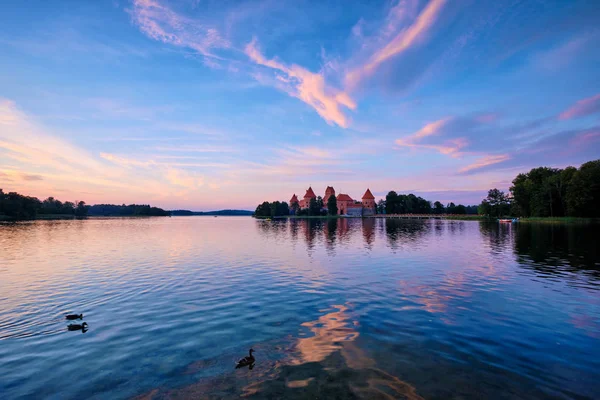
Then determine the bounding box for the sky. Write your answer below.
[0,0,599,211]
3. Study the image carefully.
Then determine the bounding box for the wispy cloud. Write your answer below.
[245,38,356,127]
[345,0,446,89]
[130,0,229,58]
[559,93,600,120]
[459,154,510,174]
[395,117,467,157]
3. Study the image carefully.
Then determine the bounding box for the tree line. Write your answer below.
[381,192,477,215]
[0,189,89,219]
[254,201,290,217]
[88,204,170,217]
[479,159,600,218]
[0,189,171,219]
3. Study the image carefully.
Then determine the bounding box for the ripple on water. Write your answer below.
[1,218,599,399]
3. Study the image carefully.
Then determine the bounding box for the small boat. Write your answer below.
[498,219,512,223]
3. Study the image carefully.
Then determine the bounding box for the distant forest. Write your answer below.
[0,190,90,219]
[88,204,170,217]
[170,209,253,216]
[0,189,169,220]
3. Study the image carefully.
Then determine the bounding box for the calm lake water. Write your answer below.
[1,217,599,399]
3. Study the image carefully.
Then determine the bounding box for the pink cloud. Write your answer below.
[459,154,510,173]
[395,117,467,157]
[413,117,451,138]
[345,0,446,88]
[245,38,356,128]
[558,93,600,120]
[131,0,229,58]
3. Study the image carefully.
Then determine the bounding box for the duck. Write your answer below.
[67,322,88,331]
[65,314,83,320]
[235,348,255,369]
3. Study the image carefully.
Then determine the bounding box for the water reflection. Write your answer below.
[140,305,424,400]
[2,218,600,399]
[514,223,600,275]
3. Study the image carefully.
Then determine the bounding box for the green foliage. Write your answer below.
[290,201,300,215]
[385,192,432,214]
[0,189,173,219]
[308,197,321,216]
[327,195,338,215]
[566,160,600,217]
[87,204,169,216]
[433,201,445,214]
[75,201,90,217]
[480,188,511,218]
[508,160,599,218]
[253,201,289,217]
[0,190,41,219]
[376,199,386,214]
[478,200,491,216]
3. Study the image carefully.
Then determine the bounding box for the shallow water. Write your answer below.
[1,217,599,399]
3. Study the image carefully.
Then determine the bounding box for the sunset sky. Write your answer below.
[1,0,599,210]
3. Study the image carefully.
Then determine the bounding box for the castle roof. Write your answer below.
[290,194,299,203]
[362,188,375,199]
[336,193,353,201]
[304,187,316,199]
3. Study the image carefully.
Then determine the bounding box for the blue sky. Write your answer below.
[0,0,599,210]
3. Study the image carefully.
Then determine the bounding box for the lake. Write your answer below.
[1,217,599,399]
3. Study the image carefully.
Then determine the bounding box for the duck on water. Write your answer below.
[67,322,88,332]
[235,348,255,369]
[65,314,83,320]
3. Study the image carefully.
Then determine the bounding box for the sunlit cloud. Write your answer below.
[395,117,467,157]
[345,0,446,89]
[245,38,356,127]
[459,154,511,174]
[413,117,451,138]
[559,93,600,120]
[130,0,229,58]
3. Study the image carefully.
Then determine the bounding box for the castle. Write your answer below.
[289,186,376,216]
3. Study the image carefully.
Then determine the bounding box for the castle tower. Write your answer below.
[300,186,316,208]
[324,186,336,203]
[290,194,299,207]
[361,188,376,209]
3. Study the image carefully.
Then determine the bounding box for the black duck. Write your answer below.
[235,348,255,369]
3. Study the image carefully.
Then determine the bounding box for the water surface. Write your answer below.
[1,217,599,399]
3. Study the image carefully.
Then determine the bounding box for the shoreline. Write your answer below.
[254,215,598,223]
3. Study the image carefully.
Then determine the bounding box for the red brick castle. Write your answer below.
[290,186,376,216]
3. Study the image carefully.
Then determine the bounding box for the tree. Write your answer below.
[455,204,466,214]
[75,201,90,217]
[308,197,320,216]
[316,196,324,211]
[567,160,600,217]
[385,191,399,214]
[376,199,386,214]
[254,201,271,217]
[478,200,491,216]
[446,202,456,214]
[483,188,510,217]
[433,201,445,214]
[290,201,300,215]
[327,195,338,215]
